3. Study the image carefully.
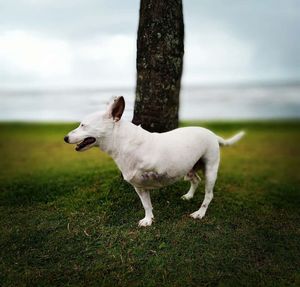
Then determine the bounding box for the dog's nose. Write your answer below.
[64,136,69,143]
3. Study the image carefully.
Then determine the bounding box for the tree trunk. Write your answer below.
[132,0,184,132]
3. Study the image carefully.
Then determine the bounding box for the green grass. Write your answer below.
[0,121,299,286]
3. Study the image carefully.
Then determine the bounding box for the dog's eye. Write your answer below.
[80,124,85,127]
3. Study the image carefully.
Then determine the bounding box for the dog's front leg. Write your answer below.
[134,187,154,227]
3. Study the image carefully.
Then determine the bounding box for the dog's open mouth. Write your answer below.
[75,137,96,151]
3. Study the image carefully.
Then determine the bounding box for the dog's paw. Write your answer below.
[181,194,193,201]
[138,217,153,227]
[190,210,205,219]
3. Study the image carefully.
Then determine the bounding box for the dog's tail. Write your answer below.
[217,131,245,147]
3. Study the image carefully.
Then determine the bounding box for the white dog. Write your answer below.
[64,96,244,227]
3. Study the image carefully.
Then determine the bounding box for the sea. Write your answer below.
[0,83,299,122]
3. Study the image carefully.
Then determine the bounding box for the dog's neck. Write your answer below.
[97,120,151,178]
[97,120,150,157]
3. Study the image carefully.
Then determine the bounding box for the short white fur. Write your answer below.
[65,97,245,227]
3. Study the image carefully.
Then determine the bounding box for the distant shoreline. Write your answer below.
[1,83,300,121]
[1,79,300,93]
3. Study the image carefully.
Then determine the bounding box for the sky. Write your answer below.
[0,0,299,88]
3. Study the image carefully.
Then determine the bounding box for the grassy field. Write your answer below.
[0,121,299,286]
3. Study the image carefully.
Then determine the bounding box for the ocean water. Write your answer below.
[0,84,299,122]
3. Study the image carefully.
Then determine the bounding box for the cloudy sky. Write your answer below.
[0,0,299,88]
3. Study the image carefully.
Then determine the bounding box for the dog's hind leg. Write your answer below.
[181,171,201,200]
[134,187,154,227]
[190,157,219,219]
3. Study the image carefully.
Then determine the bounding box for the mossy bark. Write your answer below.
[132,0,184,132]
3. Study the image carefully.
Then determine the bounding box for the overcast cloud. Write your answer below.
[0,0,299,88]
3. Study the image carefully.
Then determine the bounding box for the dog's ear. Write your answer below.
[109,96,125,122]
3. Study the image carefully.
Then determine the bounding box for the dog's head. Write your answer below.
[64,96,125,152]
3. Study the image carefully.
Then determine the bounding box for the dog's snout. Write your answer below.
[64,136,69,143]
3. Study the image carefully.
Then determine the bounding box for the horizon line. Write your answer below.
[0,79,300,92]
